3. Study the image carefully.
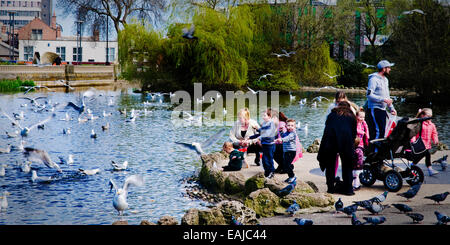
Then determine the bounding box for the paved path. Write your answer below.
[229,149,450,225]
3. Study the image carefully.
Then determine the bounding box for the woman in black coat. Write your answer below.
[317,101,357,195]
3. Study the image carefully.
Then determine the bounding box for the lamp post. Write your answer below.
[106,16,110,65]
[8,11,16,61]
[75,20,84,64]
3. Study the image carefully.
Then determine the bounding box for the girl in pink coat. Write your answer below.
[411,108,439,176]
[353,109,369,190]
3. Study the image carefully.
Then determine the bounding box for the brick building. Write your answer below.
[18,12,117,63]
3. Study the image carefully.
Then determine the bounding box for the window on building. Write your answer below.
[31,29,42,40]
[73,47,82,62]
[106,47,115,62]
[56,47,66,61]
[24,46,34,61]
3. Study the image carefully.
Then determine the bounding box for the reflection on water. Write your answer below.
[0,85,448,224]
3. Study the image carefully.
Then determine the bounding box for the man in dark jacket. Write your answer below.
[317,102,357,195]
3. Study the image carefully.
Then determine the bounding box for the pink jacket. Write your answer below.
[411,120,439,149]
[357,120,369,148]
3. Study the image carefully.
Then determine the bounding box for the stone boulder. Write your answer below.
[181,208,200,225]
[281,192,335,209]
[140,220,157,225]
[199,158,226,193]
[244,172,266,195]
[265,178,316,198]
[244,188,282,217]
[157,216,178,225]
[223,171,247,195]
[198,207,227,225]
[112,220,128,225]
[216,200,259,225]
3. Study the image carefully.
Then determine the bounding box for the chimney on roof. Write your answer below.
[93,29,99,41]
[51,11,56,29]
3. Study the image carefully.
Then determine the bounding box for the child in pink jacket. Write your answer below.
[411,108,439,176]
[353,109,369,190]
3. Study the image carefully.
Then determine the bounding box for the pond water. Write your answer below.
[0,85,448,225]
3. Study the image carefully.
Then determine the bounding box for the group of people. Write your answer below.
[222,107,302,184]
[220,59,440,196]
[318,60,440,196]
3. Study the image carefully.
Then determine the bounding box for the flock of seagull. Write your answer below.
[0,87,179,217]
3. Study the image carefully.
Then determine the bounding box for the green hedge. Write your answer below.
[0,78,35,92]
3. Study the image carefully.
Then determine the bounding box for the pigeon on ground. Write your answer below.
[231,216,243,225]
[365,202,390,215]
[286,201,300,215]
[363,216,386,225]
[434,211,450,225]
[335,198,344,212]
[338,204,359,216]
[278,181,297,197]
[370,191,388,203]
[353,200,374,210]
[397,183,421,201]
[392,203,412,213]
[406,213,424,224]
[293,218,313,225]
[424,192,450,204]
[432,155,447,170]
[351,213,364,226]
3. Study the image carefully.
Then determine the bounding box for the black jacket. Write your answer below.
[317,111,357,171]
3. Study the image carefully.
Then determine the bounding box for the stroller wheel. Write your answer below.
[360,165,376,187]
[405,165,424,186]
[384,170,403,192]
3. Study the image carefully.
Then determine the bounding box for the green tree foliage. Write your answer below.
[382,0,450,102]
[119,2,341,92]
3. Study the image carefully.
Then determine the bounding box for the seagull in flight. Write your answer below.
[56,79,75,90]
[23,147,62,173]
[312,96,330,102]
[402,9,425,15]
[271,52,287,58]
[281,49,296,57]
[323,72,339,79]
[109,175,144,216]
[361,62,375,68]
[289,92,296,101]
[18,96,47,106]
[175,128,227,155]
[182,24,198,40]
[247,87,262,95]
[21,85,54,95]
[0,108,55,137]
[258,74,273,81]
[66,88,96,114]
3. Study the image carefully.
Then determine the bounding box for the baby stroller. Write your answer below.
[359,116,430,192]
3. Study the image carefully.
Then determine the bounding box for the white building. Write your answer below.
[18,38,118,63]
[18,16,117,63]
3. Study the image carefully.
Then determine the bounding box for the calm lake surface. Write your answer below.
[0,85,448,225]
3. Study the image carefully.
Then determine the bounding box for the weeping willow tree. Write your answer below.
[118,20,165,89]
[164,6,255,90]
